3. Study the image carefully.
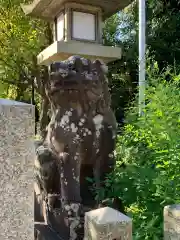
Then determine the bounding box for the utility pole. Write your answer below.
[139,0,146,116]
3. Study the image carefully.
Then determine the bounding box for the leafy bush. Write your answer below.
[98,70,180,239]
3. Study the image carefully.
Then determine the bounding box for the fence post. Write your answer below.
[164,204,180,239]
[84,207,132,240]
[0,99,35,239]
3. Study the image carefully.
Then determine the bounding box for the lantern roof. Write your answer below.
[21,0,132,21]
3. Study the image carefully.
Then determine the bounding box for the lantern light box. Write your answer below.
[51,3,103,45]
[54,5,99,43]
[72,11,96,41]
[21,0,132,65]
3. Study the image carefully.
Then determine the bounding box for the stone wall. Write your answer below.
[164,204,180,239]
[0,99,35,240]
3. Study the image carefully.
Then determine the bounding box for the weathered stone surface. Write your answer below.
[34,56,117,239]
[0,99,35,239]
[164,204,180,240]
[84,207,132,240]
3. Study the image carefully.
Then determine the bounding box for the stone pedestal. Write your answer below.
[84,207,132,240]
[0,99,35,239]
[164,204,180,239]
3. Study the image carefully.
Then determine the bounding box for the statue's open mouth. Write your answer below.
[49,77,99,94]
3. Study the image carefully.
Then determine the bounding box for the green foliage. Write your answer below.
[0,0,49,101]
[105,0,180,123]
[98,70,180,239]
[120,0,180,70]
[147,0,180,69]
[103,10,139,121]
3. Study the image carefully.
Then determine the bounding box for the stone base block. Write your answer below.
[0,99,34,239]
[37,40,122,65]
[164,204,180,240]
[84,207,132,240]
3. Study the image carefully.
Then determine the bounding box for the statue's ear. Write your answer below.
[92,59,102,75]
[93,59,108,73]
[100,64,108,74]
[93,59,102,67]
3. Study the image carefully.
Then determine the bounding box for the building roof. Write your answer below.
[21,0,133,21]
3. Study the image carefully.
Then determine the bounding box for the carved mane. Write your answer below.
[46,56,111,115]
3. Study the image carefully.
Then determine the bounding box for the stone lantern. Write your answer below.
[22,1,133,239]
[21,0,132,65]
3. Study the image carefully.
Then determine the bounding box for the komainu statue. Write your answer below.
[34,56,117,240]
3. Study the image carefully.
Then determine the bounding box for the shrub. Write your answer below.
[98,70,180,239]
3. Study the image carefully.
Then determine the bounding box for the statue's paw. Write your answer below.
[64,203,81,218]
